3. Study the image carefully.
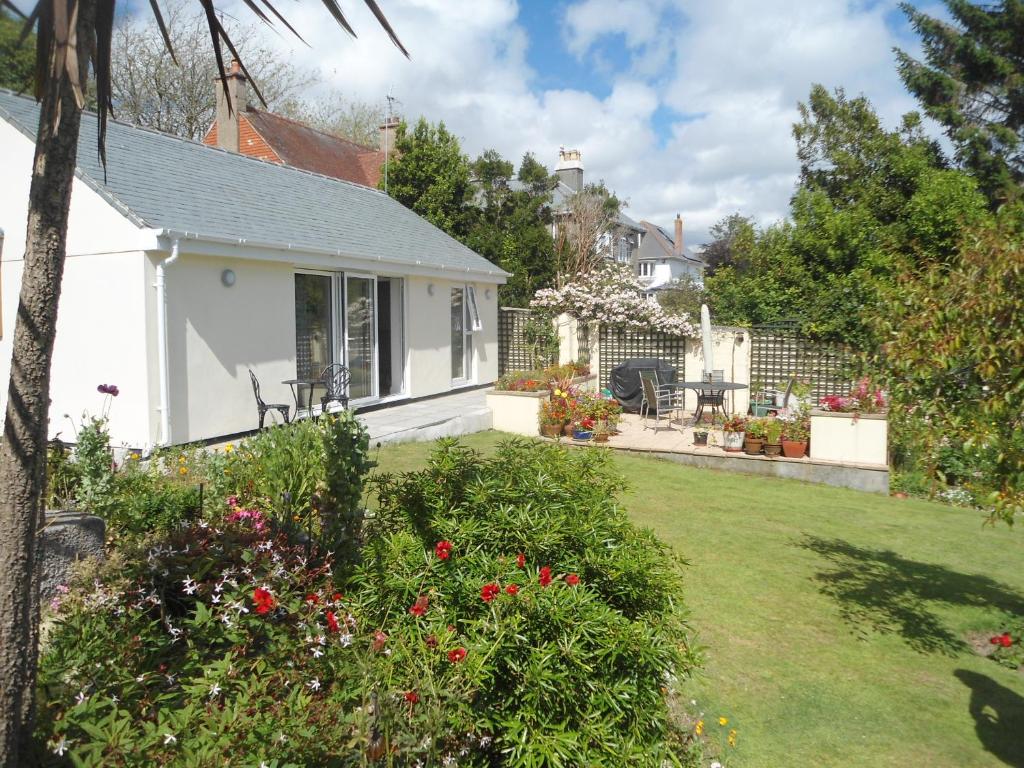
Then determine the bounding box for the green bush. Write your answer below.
[36,439,699,766]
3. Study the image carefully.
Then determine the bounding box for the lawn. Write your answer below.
[372,431,1024,768]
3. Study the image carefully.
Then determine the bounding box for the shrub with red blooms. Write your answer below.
[405,691,419,704]
[325,610,340,633]
[435,540,453,560]
[409,594,429,617]
[505,584,519,596]
[539,566,552,587]
[989,632,1013,648]
[447,647,467,664]
[480,583,501,603]
[516,552,526,568]
[989,624,1024,671]
[566,573,580,586]
[252,587,276,615]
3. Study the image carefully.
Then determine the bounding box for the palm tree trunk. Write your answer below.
[0,4,94,764]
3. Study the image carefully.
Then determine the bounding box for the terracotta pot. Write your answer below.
[540,424,563,439]
[744,437,765,455]
[563,423,574,437]
[593,432,609,443]
[723,431,745,452]
[781,439,807,458]
[764,441,782,457]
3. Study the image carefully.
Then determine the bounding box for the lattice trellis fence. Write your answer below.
[597,325,687,391]
[498,307,535,376]
[750,321,857,400]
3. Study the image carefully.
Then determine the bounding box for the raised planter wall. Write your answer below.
[809,409,888,467]
[487,374,597,436]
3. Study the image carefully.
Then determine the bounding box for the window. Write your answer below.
[451,286,475,383]
[616,237,630,263]
[639,261,655,277]
[466,285,482,331]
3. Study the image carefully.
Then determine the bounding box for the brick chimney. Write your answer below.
[214,59,248,153]
[555,147,584,192]
[379,115,400,154]
[674,214,684,257]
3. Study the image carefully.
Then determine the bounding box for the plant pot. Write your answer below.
[781,439,807,458]
[572,430,593,441]
[723,431,745,452]
[593,432,609,443]
[540,423,563,439]
[743,437,765,455]
[563,423,574,437]
[693,431,709,446]
[764,441,782,457]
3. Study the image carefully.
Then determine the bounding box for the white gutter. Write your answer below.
[154,238,181,446]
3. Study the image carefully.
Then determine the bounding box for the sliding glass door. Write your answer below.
[345,275,376,401]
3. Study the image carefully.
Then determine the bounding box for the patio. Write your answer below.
[545,412,890,494]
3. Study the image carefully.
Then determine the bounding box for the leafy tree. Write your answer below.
[654,276,708,321]
[701,213,756,275]
[0,8,34,91]
[383,117,472,237]
[896,0,1024,206]
[554,181,622,285]
[465,150,557,306]
[0,3,405,765]
[876,206,1024,524]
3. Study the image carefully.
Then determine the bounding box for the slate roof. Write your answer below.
[638,220,705,265]
[0,90,505,278]
[235,109,385,187]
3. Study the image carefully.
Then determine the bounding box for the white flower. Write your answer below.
[277,733,288,744]
[338,632,353,647]
[135,674,146,683]
[163,733,177,745]
[208,683,221,699]
[182,577,198,595]
[307,678,321,692]
[311,646,324,659]
[211,594,221,604]
[261,762,271,768]
[317,635,326,646]
[52,737,69,756]
[74,690,87,705]
[710,762,722,768]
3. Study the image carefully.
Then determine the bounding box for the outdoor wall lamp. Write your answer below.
[221,268,236,287]
[427,283,435,296]
[485,288,492,300]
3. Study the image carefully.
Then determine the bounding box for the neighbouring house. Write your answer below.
[202,60,398,188]
[0,88,506,450]
[636,215,705,291]
[548,148,645,266]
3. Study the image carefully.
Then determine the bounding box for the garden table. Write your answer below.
[668,381,748,423]
[282,377,324,420]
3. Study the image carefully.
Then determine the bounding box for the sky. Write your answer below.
[205,0,946,245]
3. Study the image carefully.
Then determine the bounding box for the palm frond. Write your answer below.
[361,0,408,58]
[147,0,177,65]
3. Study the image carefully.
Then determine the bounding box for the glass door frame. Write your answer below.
[451,285,474,386]
[343,271,378,405]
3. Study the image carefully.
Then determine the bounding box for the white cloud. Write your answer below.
[208,0,933,243]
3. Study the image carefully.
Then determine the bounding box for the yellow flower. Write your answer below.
[718,717,728,727]
[293,515,301,522]
[728,729,737,747]
[178,455,186,464]
[224,444,234,453]
[129,453,140,461]
[695,720,703,736]
[178,466,188,476]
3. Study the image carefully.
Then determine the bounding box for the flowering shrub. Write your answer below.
[494,361,590,392]
[988,626,1023,671]
[532,263,697,337]
[818,377,887,414]
[37,438,700,766]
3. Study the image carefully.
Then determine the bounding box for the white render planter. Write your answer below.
[486,375,596,437]
[809,409,888,466]
[486,389,548,436]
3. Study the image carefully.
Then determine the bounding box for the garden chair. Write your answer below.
[639,369,681,432]
[319,363,351,414]
[249,369,291,429]
[764,377,795,416]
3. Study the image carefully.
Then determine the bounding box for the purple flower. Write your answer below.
[97,384,119,397]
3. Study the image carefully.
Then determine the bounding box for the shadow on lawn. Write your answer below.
[798,535,1024,655]
[955,669,1024,768]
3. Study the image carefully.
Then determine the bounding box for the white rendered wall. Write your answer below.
[0,119,151,448]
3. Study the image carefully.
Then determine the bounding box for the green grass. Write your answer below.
[371,432,1024,768]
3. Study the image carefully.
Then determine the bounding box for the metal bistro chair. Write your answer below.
[249,369,291,429]
[319,363,351,415]
[694,369,726,423]
[639,369,682,432]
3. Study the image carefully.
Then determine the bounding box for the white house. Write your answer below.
[0,89,507,450]
[635,216,705,291]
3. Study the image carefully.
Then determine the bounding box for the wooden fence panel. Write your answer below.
[750,321,856,400]
[597,326,687,391]
[498,308,534,376]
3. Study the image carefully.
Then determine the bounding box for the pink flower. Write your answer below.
[97,384,119,396]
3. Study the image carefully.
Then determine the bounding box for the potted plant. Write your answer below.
[744,418,767,455]
[782,417,810,458]
[573,416,595,441]
[593,419,611,443]
[763,418,784,457]
[811,377,888,465]
[538,400,568,438]
[721,415,746,452]
[693,427,709,446]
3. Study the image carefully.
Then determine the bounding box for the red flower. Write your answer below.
[991,632,1013,648]
[97,383,120,397]
[516,552,526,568]
[331,592,343,602]
[435,540,453,560]
[539,566,552,587]
[404,690,419,704]
[505,584,519,596]
[253,587,276,615]
[565,573,580,587]
[325,610,340,633]
[481,583,501,603]
[425,634,438,649]
[305,593,320,605]
[447,647,467,664]
[372,630,388,652]
[409,594,429,617]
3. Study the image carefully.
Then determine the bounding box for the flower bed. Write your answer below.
[37,438,700,766]
[487,373,598,436]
